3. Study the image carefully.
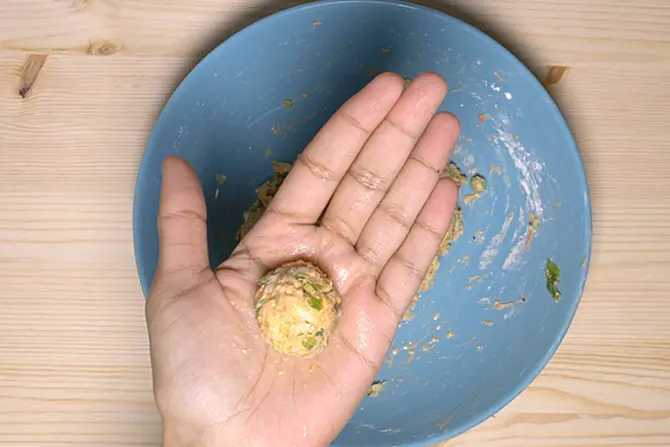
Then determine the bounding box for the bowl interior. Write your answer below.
[134,1,591,446]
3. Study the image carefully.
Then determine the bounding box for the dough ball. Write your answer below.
[255,261,341,357]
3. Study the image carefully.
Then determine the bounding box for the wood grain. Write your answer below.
[1,0,669,446]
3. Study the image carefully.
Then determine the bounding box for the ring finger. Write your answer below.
[356,112,461,273]
[319,73,448,245]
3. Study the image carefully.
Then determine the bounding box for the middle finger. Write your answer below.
[320,73,448,245]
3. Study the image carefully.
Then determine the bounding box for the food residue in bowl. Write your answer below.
[525,211,540,251]
[442,161,468,188]
[464,174,487,204]
[545,258,561,301]
[237,161,291,240]
[367,380,386,397]
[489,164,502,176]
[492,300,515,311]
[466,272,491,290]
[403,205,463,321]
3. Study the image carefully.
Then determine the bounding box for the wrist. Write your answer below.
[162,423,193,447]
[162,423,221,447]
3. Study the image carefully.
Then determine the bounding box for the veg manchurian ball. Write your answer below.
[255,261,341,357]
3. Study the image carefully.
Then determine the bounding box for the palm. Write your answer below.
[147,73,461,447]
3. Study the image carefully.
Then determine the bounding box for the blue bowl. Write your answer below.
[133,1,591,445]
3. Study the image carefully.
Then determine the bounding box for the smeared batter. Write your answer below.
[404,163,468,318]
[237,161,291,240]
[404,207,464,320]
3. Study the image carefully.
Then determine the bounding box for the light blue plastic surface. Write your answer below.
[133,1,592,445]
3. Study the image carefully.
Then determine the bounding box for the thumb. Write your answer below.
[156,156,209,277]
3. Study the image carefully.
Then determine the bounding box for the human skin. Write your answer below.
[146,72,461,447]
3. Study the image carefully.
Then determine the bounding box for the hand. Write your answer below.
[146,72,460,447]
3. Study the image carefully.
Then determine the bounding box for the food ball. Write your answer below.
[255,261,341,357]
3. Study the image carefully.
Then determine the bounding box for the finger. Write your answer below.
[376,179,458,322]
[356,112,460,272]
[156,156,209,276]
[266,73,404,225]
[318,181,458,398]
[321,73,448,244]
[214,220,321,308]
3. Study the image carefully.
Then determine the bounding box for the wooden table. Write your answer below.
[1,0,669,445]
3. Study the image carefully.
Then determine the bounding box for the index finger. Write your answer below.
[266,73,405,224]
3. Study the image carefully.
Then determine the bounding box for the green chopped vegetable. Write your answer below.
[302,282,321,298]
[216,173,227,185]
[308,295,323,311]
[296,275,324,310]
[545,259,561,301]
[282,99,294,109]
[259,275,270,285]
[254,297,267,312]
[310,279,328,292]
[302,337,317,350]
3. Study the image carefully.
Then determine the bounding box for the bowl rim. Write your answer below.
[133,0,593,445]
